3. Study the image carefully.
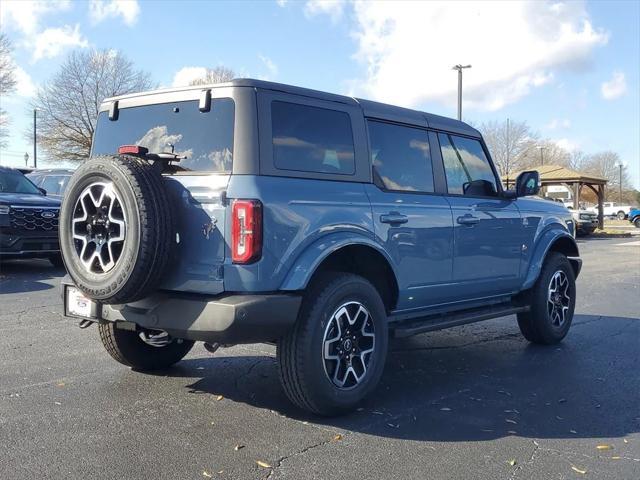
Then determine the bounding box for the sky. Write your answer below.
[0,0,638,187]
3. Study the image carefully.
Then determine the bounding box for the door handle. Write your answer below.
[457,214,480,226]
[380,213,409,225]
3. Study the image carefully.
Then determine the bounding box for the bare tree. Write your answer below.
[0,33,17,148]
[189,66,235,86]
[31,49,154,162]
[477,119,537,178]
[583,151,632,191]
[514,139,571,171]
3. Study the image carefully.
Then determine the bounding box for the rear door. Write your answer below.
[92,88,243,295]
[437,133,522,299]
[365,121,454,311]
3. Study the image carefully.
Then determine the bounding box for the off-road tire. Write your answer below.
[633,217,640,228]
[517,252,576,345]
[59,155,174,304]
[98,322,194,371]
[277,273,388,416]
[616,211,626,220]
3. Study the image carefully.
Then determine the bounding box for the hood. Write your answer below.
[0,192,61,208]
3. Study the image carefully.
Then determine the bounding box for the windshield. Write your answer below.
[92,98,235,173]
[0,170,42,195]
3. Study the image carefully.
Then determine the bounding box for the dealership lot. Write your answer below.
[1,238,638,480]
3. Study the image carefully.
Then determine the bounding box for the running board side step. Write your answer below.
[390,304,529,338]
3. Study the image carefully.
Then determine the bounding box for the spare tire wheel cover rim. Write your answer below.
[71,181,127,274]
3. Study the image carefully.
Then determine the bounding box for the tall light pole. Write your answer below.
[537,146,546,166]
[618,162,623,203]
[33,109,37,169]
[452,64,471,121]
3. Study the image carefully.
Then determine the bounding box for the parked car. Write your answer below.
[589,201,633,220]
[628,208,640,228]
[567,207,598,236]
[27,168,74,199]
[59,79,581,415]
[0,166,63,266]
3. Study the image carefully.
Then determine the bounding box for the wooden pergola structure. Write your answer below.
[503,165,608,229]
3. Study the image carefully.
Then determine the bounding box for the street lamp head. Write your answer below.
[452,64,472,71]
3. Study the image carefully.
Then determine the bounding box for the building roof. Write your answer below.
[504,164,608,185]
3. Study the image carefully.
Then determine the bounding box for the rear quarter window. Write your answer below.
[271,101,355,175]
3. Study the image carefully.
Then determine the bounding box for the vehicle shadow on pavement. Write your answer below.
[0,259,66,294]
[167,313,639,443]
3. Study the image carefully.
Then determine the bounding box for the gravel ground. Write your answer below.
[0,237,638,480]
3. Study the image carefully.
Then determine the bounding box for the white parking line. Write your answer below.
[614,240,640,246]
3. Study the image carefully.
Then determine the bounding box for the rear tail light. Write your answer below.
[231,199,262,264]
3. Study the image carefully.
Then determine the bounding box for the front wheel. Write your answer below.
[98,322,194,371]
[277,273,388,416]
[634,217,640,228]
[517,252,576,345]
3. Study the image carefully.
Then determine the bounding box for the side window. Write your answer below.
[368,120,434,192]
[439,133,498,196]
[41,175,64,195]
[271,101,355,175]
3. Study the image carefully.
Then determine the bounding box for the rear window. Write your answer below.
[271,101,355,175]
[92,99,235,173]
[368,120,434,192]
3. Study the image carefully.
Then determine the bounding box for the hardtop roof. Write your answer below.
[103,78,480,138]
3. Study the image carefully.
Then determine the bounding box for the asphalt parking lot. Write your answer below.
[1,237,638,480]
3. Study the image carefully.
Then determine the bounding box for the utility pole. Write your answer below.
[33,109,37,169]
[537,146,545,166]
[619,163,623,203]
[506,118,510,187]
[452,64,472,121]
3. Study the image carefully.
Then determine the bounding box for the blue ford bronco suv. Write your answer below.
[60,79,581,415]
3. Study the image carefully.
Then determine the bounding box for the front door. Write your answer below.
[437,133,522,299]
[366,120,454,311]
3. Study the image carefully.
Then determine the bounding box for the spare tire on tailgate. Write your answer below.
[59,155,174,304]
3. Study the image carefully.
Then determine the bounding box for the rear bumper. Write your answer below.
[62,280,302,344]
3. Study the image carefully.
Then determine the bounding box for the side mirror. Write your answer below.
[38,187,47,196]
[515,170,540,197]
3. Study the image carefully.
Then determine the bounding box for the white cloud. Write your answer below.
[0,0,71,35]
[172,67,208,87]
[546,118,572,130]
[258,54,278,80]
[600,71,627,100]
[276,0,288,6]
[89,0,140,26]
[324,1,608,111]
[554,138,579,152]
[31,24,89,61]
[305,0,346,23]
[14,66,37,97]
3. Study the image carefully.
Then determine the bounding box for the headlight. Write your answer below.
[0,205,10,215]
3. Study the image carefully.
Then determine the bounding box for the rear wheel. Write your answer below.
[98,322,194,371]
[277,273,388,416]
[634,217,640,228]
[616,211,626,220]
[517,252,576,345]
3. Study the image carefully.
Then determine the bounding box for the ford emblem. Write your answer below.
[41,211,56,219]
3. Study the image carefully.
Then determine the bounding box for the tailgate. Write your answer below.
[160,174,229,294]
